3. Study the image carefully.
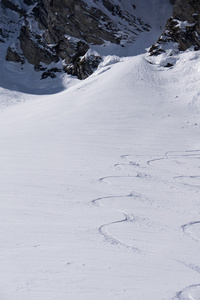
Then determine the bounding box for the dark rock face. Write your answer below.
[36,0,119,45]
[65,55,102,79]
[149,0,200,55]
[1,0,151,79]
[19,23,59,67]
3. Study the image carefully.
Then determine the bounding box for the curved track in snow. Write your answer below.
[92,150,200,299]
[175,176,200,188]
[92,194,142,253]
[182,221,200,242]
[146,150,200,299]
[99,173,151,184]
[176,284,200,300]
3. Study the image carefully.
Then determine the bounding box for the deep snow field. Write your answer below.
[1,1,200,300]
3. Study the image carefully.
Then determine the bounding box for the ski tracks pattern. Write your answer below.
[91,149,200,299]
[91,194,143,253]
[147,150,200,299]
[98,200,141,253]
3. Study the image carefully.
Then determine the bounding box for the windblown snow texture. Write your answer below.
[1,1,200,300]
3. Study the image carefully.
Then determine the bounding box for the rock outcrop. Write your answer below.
[2,0,200,79]
[1,0,151,79]
[149,0,200,56]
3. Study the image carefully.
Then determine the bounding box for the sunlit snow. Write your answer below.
[0,1,200,300]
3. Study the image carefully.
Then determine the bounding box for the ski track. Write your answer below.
[177,260,200,275]
[182,221,200,242]
[92,150,200,299]
[189,93,200,115]
[147,157,166,165]
[176,284,200,300]
[92,194,142,253]
[175,176,200,188]
[99,173,151,184]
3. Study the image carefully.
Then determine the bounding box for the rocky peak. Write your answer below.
[2,0,151,79]
[149,0,200,58]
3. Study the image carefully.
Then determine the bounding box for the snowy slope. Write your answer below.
[1,1,200,300]
[1,49,200,300]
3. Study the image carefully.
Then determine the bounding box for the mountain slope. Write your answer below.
[1,1,200,300]
[0,0,172,93]
[149,0,200,63]
[1,38,200,300]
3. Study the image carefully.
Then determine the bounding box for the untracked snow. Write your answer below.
[1,1,200,300]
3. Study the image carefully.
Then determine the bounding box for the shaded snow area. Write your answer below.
[1,49,200,300]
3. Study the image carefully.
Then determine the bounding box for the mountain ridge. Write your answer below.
[149,0,200,60]
[1,0,152,79]
[1,0,200,90]
[0,0,170,82]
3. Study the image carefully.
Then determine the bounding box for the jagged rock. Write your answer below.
[19,23,59,68]
[41,67,62,79]
[149,0,200,56]
[1,0,22,13]
[2,0,151,79]
[35,0,120,45]
[6,45,24,63]
[65,55,102,79]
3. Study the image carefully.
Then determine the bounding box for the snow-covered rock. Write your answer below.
[1,0,151,79]
[149,0,200,60]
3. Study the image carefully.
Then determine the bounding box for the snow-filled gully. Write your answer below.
[92,150,200,300]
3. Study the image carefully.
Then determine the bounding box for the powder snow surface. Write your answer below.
[1,1,200,300]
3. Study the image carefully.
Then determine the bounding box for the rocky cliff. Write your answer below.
[1,0,151,79]
[1,0,199,80]
[149,0,200,57]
